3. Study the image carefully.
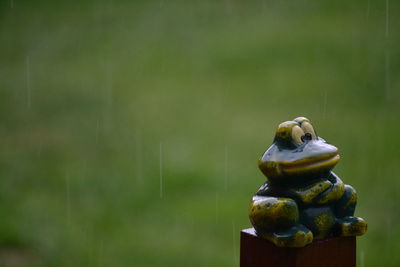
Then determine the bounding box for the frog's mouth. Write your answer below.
[259,139,340,179]
[278,153,340,175]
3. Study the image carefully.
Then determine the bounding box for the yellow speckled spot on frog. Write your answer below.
[340,218,368,236]
[314,213,335,239]
[249,197,299,230]
[291,180,331,204]
[316,180,345,205]
[291,230,314,247]
[259,160,282,178]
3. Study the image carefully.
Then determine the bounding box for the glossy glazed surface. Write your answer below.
[249,117,367,247]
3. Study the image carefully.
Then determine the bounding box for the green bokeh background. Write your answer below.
[1,0,399,266]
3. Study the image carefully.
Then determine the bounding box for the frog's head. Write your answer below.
[259,117,340,185]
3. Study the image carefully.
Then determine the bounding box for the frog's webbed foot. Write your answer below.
[258,224,313,248]
[336,216,367,236]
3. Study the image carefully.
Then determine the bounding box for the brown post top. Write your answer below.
[240,228,356,267]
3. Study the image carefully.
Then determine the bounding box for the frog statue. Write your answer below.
[249,117,367,247]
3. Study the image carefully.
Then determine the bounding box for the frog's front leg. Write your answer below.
[334,185,367,236]
[249,195,313,247]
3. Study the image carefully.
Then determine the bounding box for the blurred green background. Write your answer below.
[1,0,399,266]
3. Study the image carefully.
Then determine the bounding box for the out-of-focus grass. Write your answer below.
[0,0,399,266]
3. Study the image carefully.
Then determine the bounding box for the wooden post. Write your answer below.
[240,228,356,267]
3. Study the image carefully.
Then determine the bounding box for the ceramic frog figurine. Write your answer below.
[249,117,367,247]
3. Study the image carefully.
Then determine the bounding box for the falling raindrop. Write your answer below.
[322,90,328,120]
[385,0,389,38]
[385,50,390,102]
[386,216,392,254]
[26,56,31,108]
[232,220,237,266]
[103,66,113,131]
[159,142,163,198]
[65,173,71,227]
[215,192,219,224]
[360,250,365,267]
[37,141,43,157]
[385,0,390,102]
[95,119,100,145]
[135,130,143,185]
[106,69,113,109]
[98,239,104,267]
[224,145,228,191]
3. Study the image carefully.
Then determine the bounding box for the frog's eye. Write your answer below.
[300,121,316,140]
[291,125,305,145]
